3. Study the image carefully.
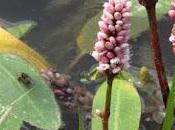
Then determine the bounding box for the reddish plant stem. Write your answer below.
[101,72,114,130]
[139,0,169,106]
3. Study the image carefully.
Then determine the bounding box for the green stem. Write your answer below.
[102,72,114,130]
[162,74,175,130]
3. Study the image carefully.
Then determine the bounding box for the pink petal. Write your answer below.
[118,30,128,36]
[108,25,115,32]
[109,36,116,44]
[105,42,114,50]
[95,41,105,52]
[115,24,122,31]
[115,3,123,12]
[100,56,110,64]
[106,52,115,59]
[97,64,110,71]
[168,10,175,20]
[114,12,122,20]
[103,2,115,13]
[110,57,120,64]
[97,32,108,40]
[114,47,121,54]
[98,21,108,32]
[101,15,113,25]
[116,36,124,42]
[169,35,175,43]
[92,51,100,61]
[116,20,123,25]
[122,12,132,18]
[103,10,114,20]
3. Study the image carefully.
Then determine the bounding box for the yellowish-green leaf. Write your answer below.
[0,27,51,70]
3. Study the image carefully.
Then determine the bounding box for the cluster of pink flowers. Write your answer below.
[168,2,175,55]
[92,0,132,74]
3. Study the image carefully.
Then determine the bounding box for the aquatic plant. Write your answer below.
[91,0,174,130]
[2,0,175,130]
[91,0,135,129]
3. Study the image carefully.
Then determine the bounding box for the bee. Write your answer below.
[18,73,33,86]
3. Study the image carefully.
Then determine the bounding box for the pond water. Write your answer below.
[0,0,174,130]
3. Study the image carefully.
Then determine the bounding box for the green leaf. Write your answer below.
[77,0,171,54]
[162,74,175,130]
[0,109,22,130]
[92,79,141,130]
[83,68,105,81]
[0,18,37,38]
[7,21,37,38]
[0,54,61,130]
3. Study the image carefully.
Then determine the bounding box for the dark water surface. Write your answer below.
[0,0,175,130]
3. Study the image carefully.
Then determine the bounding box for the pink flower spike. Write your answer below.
[109,0,115,5]
[101,15,113,25]
[103,2,115,13]
[122,12,132,18]
[115,24,122,31]
[118,30,128,36]
[114,47,121,54]
[121,43,129,49]
[97,64,110,71]
[116,20,123,25]
[95,41,105,52]
[97,32,108,40]
[103,10,114,20]
[92,51,100,61]
[116,36,124,42]
[109,36,116,44]
[98,21,108,32]
[125,1,132,9]
[168,10,175,21]
[114,12,122,20]
[105,42,114,50]
[108,25,115,32]
[106,52,115,59]
[115,3,123,11]
[100,56,110,64]
[92,0,132,74]
[110,57,120,64]
[169,35,175,43]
